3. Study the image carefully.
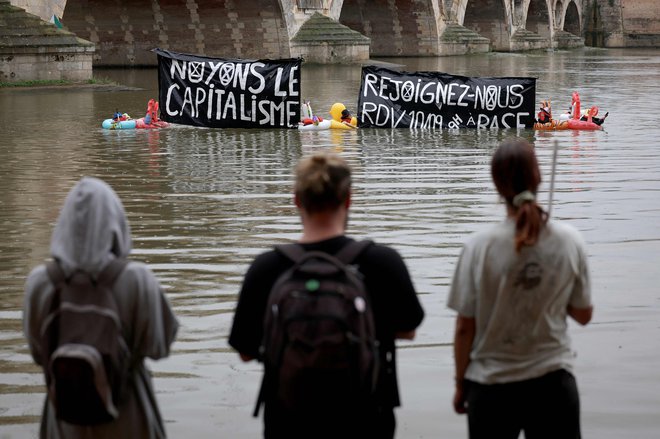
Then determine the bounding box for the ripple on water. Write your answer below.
[1,50,660,433]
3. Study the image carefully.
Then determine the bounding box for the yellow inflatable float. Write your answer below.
[298,102,358,131]
[329,103,358,130]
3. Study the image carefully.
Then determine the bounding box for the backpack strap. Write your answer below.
[274,243,306,263]
[275,239,374,264]
[97,258,129,285]
[45,260,67,285]
[334,239,373,265]
[45,259,128,286]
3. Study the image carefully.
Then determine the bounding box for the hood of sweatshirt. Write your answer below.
[50,177,132,277]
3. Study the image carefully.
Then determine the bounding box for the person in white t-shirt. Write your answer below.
[447,138,593,439]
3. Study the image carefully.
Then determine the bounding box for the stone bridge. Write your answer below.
[9,0,659,66]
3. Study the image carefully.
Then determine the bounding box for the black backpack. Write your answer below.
[254,240,379,415]
[40,258,130,425]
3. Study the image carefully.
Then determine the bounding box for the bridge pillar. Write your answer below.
[449,0,585,52]
[553,0,584,49]
[507,0,552,52]
[585,0,660,48]
[289,12,370,63]
[284,1,370,63]
[0,0,94,82]
[59,0,296,66]
[9,0,64,22]
[437,23,491,55]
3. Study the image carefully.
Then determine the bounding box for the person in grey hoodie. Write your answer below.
[23,177,178,439]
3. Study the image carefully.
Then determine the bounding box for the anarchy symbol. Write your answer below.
[219,63,235,87]
[188,62,204,83]
[401,82,414,102]
[485,85,498,111]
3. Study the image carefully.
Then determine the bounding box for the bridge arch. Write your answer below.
[555,0,563,28]
[62,0,292,66]
[562,0,581,36]
[14,0,596,65]
[338,0,442,56]
[524,0,552,39]
[454,0,513,51]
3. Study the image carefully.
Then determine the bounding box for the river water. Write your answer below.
[1,48,659,438]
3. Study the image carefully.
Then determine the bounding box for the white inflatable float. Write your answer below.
[298,102,357,131]
[298,119,332,131]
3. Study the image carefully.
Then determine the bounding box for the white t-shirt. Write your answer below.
[447,219,592,384]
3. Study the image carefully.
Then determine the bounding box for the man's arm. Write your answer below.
[229,252,284,362]
[453,315,476,414]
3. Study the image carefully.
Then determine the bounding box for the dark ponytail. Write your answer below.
[491,138,548,252]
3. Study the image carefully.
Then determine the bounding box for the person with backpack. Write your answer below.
[229,152,425,439]
[448,138,593,438]
[23,177,178,439]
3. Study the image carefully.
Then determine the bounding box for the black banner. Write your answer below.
[154,49,301,128]
[357,66,536,129]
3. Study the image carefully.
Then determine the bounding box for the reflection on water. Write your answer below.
[1,48,659,435]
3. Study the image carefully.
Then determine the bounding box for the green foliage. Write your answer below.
[0,79,68,88]
[86,76,116,85]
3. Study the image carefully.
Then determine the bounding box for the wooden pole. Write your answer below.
[547,139,559,217]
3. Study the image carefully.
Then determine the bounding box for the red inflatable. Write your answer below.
[568,92,602,131]
[535,92,607,131]
[136,99,169,129]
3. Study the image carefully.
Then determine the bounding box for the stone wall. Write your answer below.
[525,0,552,39]
[461,0,511,51]
[9,0,63,21]
[620,0,660,47]
[584,0,660,47]
[62,0,291,66]
[1,45,94,82]
[290,12,369,63]
[6,0,658,69]
[1,0,93,82]
[437,23,490,55]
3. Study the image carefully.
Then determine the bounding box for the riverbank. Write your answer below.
[0,78,139,92]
